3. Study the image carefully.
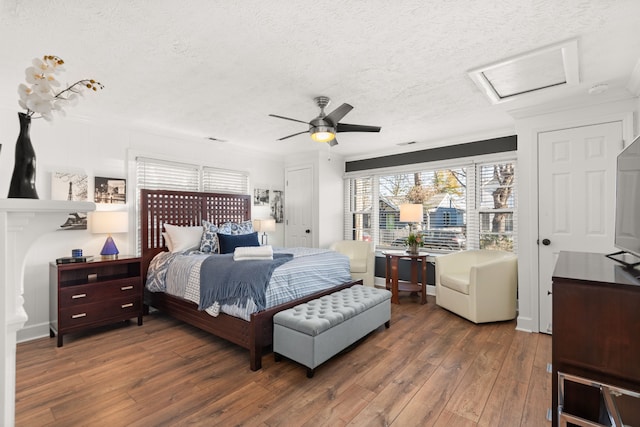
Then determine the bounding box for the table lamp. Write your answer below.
[399,203,423,233]
[89,211,129,259]
[253,218,276,245]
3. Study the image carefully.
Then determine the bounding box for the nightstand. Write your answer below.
[49,255,143,347]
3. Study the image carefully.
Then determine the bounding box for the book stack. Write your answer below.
[55,256,93,265]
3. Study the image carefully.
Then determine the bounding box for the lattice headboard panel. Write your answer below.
[140,189,251,278]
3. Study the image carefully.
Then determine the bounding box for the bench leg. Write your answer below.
[306,368,315,378]
[385,320,391,328]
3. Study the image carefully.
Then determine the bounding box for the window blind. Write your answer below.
[203,166,249,194]
[136,157,200,191]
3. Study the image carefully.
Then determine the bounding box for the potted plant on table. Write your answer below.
[406,231,423,255]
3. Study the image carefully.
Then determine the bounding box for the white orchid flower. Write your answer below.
[18,55,102,120]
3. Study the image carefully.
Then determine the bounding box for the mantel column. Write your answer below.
[0,200,94,427]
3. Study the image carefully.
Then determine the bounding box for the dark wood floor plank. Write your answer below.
[16,302,552,427]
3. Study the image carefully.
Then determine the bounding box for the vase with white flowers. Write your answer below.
[9,55,103,199]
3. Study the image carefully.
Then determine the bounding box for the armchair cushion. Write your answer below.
[349,259,368,273]
[439,272,470,295]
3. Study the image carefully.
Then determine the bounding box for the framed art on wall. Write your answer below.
[95,177,126,204]
[254,188,269,206]
[51,172,88,230]
[270,190,284,223]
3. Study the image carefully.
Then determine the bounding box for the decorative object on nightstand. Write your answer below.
[253,218,276,245]
[89,211,128,259]
[400,203,423,254]
[49,255,143,347]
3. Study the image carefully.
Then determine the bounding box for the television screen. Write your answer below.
[613,134,640,263]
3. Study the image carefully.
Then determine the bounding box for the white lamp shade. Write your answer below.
[399,204,423,223]
[89,211,129,234]
[253,218,276,232]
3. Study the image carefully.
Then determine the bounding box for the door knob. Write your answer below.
[542,238,551,246]
[305,229,311,234]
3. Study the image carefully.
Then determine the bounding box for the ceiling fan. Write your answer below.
[269,96,381,146]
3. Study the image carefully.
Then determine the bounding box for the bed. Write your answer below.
[141,189,358,370]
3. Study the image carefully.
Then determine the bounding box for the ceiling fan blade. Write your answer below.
[324,103,353,125]
[277,130,309,141]
[328,138,338,147]
[336,123,381,133]
[269,114,310,125]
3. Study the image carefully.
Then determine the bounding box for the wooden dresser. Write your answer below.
[551,251,640,426]
[50,256,143,346]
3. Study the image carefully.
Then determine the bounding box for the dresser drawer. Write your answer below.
[60,277,142,307]
[59,297,141,329]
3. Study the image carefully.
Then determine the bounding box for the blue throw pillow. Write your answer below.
[217,232,260,254]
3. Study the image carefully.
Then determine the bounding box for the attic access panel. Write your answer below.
[468,38,579,104]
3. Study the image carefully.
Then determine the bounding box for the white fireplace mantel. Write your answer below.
[0,199,95,427]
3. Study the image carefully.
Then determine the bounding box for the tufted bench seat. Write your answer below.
[273,284,391,377]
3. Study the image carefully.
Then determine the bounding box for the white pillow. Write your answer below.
[162,232,173,252]
[163,224,203,253]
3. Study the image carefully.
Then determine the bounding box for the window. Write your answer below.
[136,157,249,194]
[134,156,250,253]
[345,158,517,253]
[478,163,516,251]
[345,177,373,242]
[203,166,249,194]
[136,157,200,191]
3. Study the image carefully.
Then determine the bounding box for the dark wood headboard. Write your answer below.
[140,189,251,280]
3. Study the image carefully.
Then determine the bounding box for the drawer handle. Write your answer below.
[121,303,134,309]
[71,293,87,299]
[120,285,134,291]
[71,313,87,319]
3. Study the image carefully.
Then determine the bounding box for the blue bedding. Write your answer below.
[199,253,293,311]
[146,247,352,320]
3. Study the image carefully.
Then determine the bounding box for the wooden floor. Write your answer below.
[16,295,552,426]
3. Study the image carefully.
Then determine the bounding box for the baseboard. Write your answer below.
[17,322,50,343]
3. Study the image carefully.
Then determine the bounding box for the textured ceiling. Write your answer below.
[1,0,639,159]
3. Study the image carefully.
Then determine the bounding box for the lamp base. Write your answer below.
[100,235,120,258]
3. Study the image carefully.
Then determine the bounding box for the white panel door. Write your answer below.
[285,165,314,247]
[538,121,622,334]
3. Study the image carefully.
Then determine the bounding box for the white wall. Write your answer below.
[0,108,285,342]
[514,97,637,333]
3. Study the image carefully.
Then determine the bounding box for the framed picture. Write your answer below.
[95,177,126,204]
[51,172,88,230]
[270,190,284,223]
[254,188,269,206]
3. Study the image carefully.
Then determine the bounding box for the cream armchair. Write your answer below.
[329,240,375,287]
[435,249,517,323]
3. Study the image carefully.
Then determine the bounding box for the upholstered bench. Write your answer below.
[273,285,391,378]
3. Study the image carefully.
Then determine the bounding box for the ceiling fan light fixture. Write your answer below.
[310,126,335,142]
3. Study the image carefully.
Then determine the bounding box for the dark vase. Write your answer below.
[8,112,39,199]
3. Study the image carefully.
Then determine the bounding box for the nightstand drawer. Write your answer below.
[60,278,142,307]
[59,297,142,329]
